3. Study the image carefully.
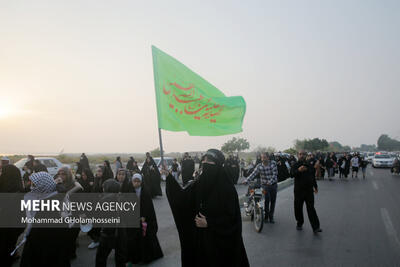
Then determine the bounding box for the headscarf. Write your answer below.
[1,156,10,166]
[103,160,114,179]
[115,168,131,192]
[103,179,121,193]
[82,168,94,181]
[204,149,225,167]
[29,171,57,194]
[104,160,112,169]
[0,164,23,193]
[56,166,76,191]
[143,156,157,170]
[79,168,94,192]
[132,173,142,181]
[17,171,59,254]
[197,149,228,210]
[115,167,128,180]
[24,172,58,233]
[132,173,142,197]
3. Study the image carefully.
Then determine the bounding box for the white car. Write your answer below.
[365,152,375,163]
[15,157,65,177]
[372,154,394,168]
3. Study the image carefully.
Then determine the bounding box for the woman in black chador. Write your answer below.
[276,155,290,182]
[141,157,162,197]
[0,164,24,267]
[20,172,71,267]
[126,173,163,264]
[166,149,249,267]
[103,160,114,179]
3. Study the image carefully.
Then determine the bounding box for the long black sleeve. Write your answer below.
[292,161,316,191]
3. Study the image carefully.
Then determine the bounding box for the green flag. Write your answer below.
[152,46,246,136]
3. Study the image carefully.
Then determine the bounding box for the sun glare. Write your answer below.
[0,107,12,119]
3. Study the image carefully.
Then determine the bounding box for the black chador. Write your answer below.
[126,183,163,264]
[141,157,162,197]
[0,165,24,267]
[277,157,290,182]
[181,156,195,186]
[166,149,249,267]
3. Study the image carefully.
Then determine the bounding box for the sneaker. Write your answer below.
[88,242,100,249]
[269,219,275,224]
[296,225,302,231]
[313,228,322,234]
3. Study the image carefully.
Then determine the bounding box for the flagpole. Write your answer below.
[158,127,165,166]
[152,46,165,167]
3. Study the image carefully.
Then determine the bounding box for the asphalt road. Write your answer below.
[12,167,400,266]
[241,167,400,267]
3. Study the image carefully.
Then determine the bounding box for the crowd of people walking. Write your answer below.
[311,152,369,180]
[0,149,372,267]
[0,153,164,267]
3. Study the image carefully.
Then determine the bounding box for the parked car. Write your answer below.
[14,157,66,177]
[365,152,375,163]
[372,153,394,168]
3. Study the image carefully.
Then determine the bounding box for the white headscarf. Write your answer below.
[132,173,142,197]
[132,173,142,181]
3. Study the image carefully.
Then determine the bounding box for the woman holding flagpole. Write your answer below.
[166,149,249,267]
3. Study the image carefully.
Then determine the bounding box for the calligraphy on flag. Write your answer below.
[163,82,224,123]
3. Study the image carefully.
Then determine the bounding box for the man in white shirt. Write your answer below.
[350,154,360,178]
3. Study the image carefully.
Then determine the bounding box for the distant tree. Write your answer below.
[352,144,377,152]
[283,147,297,155]
[295,138,329,152]
[329,141,352,152]
[377,134,400,151]
[342,145,351,151]
[221,137,250,154]
[294,139,305,151]
[359,144,377,151]
[221,140,235,154]
[329,141,343,152]
[150,147,162,157]
[283,148,297,155]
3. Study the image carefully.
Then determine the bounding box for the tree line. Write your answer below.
[220,134,400,154]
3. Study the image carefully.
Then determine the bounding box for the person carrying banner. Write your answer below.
[166,149,249,267]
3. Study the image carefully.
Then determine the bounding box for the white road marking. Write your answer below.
[369,170,374,176]
[381,208,400,249]
[372,181,379,190]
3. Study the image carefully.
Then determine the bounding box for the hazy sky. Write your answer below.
[1,0,399,154]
